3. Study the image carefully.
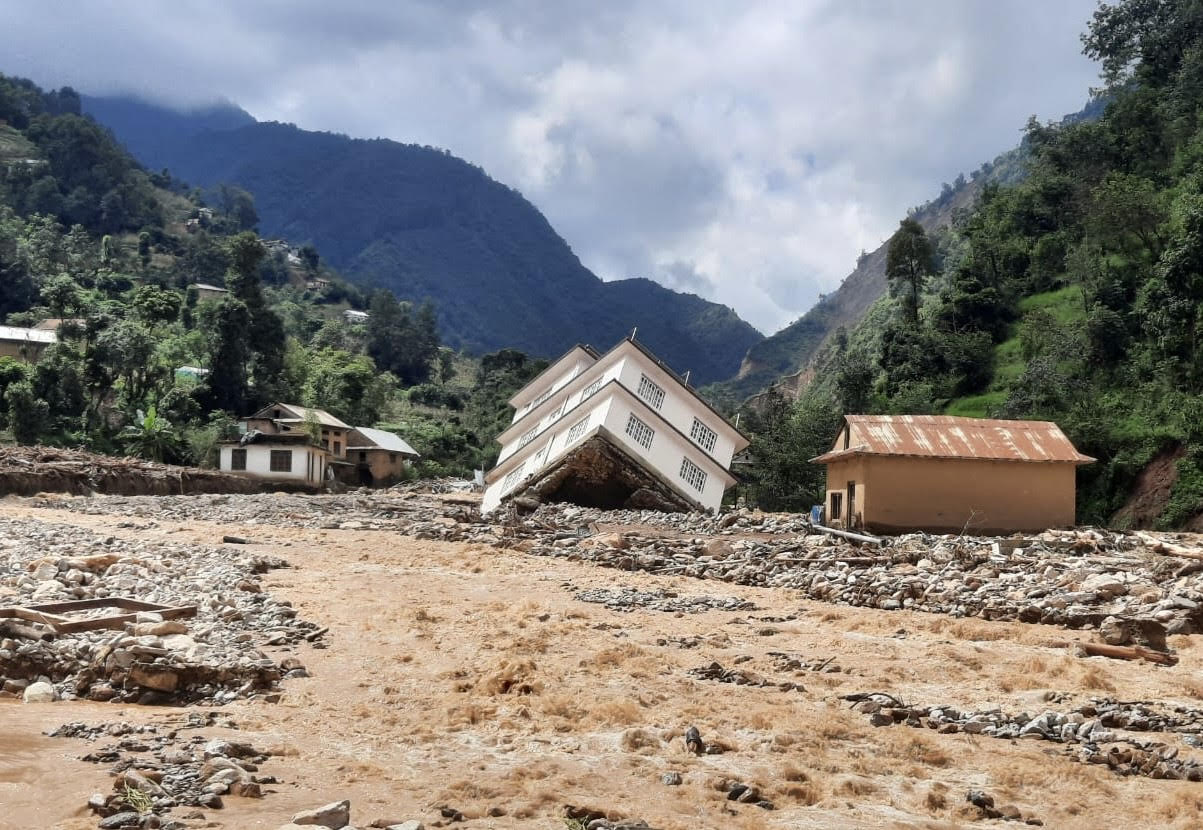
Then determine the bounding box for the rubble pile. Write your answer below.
[572,587,756,614]
[0,517,320,703]
[50,714,273,828]
[844,692,1203,780]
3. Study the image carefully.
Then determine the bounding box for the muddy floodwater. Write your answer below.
[3,495,1203,829]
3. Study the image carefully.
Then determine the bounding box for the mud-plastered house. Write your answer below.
[811,414,1094,534]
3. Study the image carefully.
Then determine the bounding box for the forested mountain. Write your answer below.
[81,96,762,384]
[740,0,1203,529]
[0,72,551,475]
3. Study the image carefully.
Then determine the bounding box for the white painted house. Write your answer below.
[217,403,351,486]
[481,337,749,515]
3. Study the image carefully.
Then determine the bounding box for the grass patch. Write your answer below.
[945,285,1086,418]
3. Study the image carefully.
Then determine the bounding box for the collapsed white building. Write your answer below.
[481,337,749,515]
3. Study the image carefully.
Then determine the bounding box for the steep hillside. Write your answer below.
[81,96,762,384]
[706,148,1027,407]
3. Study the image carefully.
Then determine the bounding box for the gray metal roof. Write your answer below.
[348,426,420,457]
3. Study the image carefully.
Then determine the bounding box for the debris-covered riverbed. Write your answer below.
[3,488,1203,829]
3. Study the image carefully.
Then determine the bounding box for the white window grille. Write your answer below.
[532,386,553,407]
[518,426,538,448]
[545,398,565,422]
[502,461,527,492]
[580,378,603,401]
[566,417,590,444]
[637,374,665,409]
[679,456,707,492]
[689,417,718,453]
[625,412,654,449]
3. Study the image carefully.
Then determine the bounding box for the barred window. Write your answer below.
[566,417,590,444]
[503,461,527,492]
[678,456,707,492]
[637,374,665,409]
[545,399,565,422]
[269,450,292,472]
[625,413,654,449]
[689,417,718,453]
[230,449,247,471]
[518,426,538,448]
[532,386,554,407]
[580,378,603,401]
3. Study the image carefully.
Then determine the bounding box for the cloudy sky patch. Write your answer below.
[0,0,1100,333]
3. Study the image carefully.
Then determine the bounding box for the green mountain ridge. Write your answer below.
[80,96,762,385]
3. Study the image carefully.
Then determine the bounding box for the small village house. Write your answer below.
[193,283,229,303]
[811,415,1095,534]
[219,403,351,486]
[481,337,749,514]
[0,325,56,363]
[220,403,418,489]
[343,309,369,324]
[342,426,420,486]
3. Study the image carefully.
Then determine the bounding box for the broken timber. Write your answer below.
[813,524,883,546]
[0,598,196,635]
[1049,640,1180,666]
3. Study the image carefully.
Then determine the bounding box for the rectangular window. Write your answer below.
[566,416,590,444]
[625,412,654,449]
[678,456,707,492]
[689,417,718,453]
[545,398,565,422]
[637,374,665,409]
[518,426,538,448]
[830,491,843,520]
[580,378,603,401]
[532,386,553,407]
[269,450,293,472]
[502,461,526,492]
[360,451,368,462]
[389,453,397,463]
[230,449,247,471]
[333,441,341,456]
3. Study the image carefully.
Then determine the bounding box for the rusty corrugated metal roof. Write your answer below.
[811,415,1095,464]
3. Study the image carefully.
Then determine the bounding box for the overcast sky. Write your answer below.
[2,0,1101,334]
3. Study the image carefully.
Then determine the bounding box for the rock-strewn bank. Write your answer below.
[0,517,320,703]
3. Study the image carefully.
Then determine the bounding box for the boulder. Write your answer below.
[22,681,55,703]
[291,799,351,828]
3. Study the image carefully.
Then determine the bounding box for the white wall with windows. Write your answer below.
[613,356,737,467]
[598,393,729,512]
[496,361,623,465]
[218,444,328,484]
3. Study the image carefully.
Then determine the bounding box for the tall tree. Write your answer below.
[885,218,934,325]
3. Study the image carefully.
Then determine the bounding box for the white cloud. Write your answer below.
[0,0,1099,333]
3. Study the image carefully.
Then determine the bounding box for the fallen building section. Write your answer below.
[509,434,700,513]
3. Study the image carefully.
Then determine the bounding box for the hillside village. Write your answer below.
[4,2,1203,829]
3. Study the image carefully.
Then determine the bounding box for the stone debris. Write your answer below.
[50,714,272,827]
[572,587,756,614]
[688,660,806,692]
[844,692,1203,780]
[966,790,1042,824]
[0,517,320,704]
[27,492,1203,641]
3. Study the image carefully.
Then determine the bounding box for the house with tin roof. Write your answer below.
[0,325,56,363]
[810,415,1094,534]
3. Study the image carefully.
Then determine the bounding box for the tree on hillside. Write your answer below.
[218,184,259,232]
[886,218,934,325]
[367,290,440,385]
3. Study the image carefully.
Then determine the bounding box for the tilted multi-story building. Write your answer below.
[481,337,749,515]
